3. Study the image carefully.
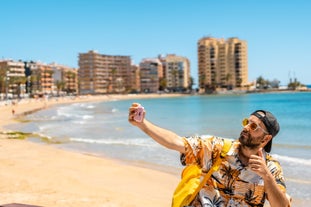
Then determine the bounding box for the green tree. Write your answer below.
[10,76,26,98]
[256,76,268,89]
[288,78,303,90]
[188,76,194,91]
[0,67,6,94]
[55,80,66,96]
[159,77,166,91]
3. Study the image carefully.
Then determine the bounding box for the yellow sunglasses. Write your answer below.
[242,118,268,134]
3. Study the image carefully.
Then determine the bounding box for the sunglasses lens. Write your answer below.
[249,123,258,131]
[242,119,259,131]
[242,118,248,126]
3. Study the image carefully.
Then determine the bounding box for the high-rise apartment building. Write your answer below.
[78,50,132,94]
[139,58,162,93]
[162,54,190,92]
[139,54,191,93]
[198,37,248,93]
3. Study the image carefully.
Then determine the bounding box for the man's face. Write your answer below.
[239,115,268,150]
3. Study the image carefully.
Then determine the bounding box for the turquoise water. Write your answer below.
[8,92,311,202]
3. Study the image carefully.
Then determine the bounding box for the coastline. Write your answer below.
[0,94,182,207]
[0,93,185,132]
[0,93,305,206]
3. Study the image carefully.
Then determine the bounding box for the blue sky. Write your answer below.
[1,0,310,86]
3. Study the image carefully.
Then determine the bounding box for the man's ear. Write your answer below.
[262,134,272,145]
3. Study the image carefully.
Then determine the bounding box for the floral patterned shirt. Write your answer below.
[180,136,287,207]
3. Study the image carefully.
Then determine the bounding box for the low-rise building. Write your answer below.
[0,60,26,98]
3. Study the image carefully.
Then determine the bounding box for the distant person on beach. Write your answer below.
[128,103,291,207]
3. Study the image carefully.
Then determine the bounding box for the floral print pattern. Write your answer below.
[180,136,287,207]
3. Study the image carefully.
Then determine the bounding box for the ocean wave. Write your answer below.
[272,154,311,166]
[54,107,94,120]
[69,137,155,147]
[71,102,95,109]
[274,143,311,149]
[72,120,86,124]
[287,178,311,184]
[86,105,95,109]
[82,115,93,120]
[35,132,53,140]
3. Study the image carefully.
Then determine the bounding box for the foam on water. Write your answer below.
[70,137,155,147]
[7,92,311,202]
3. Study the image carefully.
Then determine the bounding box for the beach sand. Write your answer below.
[0,94,302,206]
[0,95,180,207]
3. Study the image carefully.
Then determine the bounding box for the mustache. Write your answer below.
[240,129,249,137]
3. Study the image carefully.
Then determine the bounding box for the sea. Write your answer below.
[7,92,311,205]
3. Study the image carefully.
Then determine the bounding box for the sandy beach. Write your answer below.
[0,94,181,207]
[0,94,303,207]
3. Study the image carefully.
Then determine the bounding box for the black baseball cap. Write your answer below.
[251,110,280,152]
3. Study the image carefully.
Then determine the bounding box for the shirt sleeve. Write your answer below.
[180,136,224,169]
[266,153,287,192]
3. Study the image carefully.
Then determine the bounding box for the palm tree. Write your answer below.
[31,71,41,94]
[55,80,66,96]
[65,71,76,93]
[202,195,224,206]
[188,76,194,91]
[10,76,26,98]
[256,76,267,89]
[159,77,166,91]
[220,165,237,195]
[0,67,6,95]
[244,189,260,205]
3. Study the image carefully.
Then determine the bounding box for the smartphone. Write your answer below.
[134,105,144,122]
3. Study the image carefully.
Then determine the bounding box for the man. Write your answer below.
[128,103,291,207]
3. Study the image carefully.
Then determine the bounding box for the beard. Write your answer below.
[239,130,261,150]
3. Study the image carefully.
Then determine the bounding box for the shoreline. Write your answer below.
[0,93,306,206]
[0,93,186,131]
[0,94,183,207]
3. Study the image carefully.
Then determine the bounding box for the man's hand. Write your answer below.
[249,148,269,178]
[128,103,145,126]
[249,148,291,207]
